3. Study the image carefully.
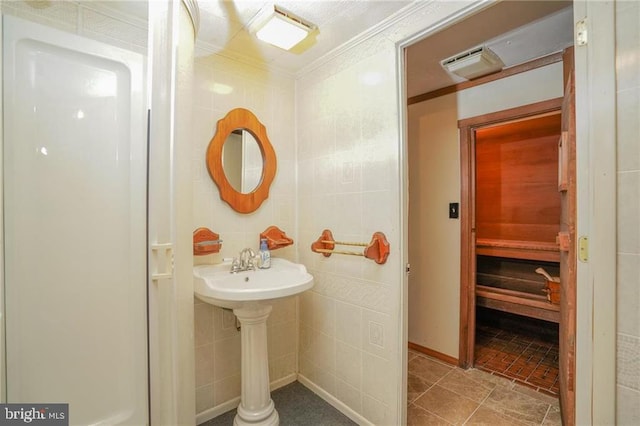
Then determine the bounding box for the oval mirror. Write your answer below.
[222,129,262,194]
[206,108,276,214]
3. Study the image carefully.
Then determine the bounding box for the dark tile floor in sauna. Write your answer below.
[474,308,560,396]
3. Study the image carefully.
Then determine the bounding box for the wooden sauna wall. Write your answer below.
[475,113,562,322]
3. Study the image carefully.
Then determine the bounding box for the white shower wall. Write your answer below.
[191,53,298,421]
[0,2,199,424]
[2,13,147,425]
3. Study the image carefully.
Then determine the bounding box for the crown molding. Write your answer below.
[294,0,432,79]
[192,0,440,81]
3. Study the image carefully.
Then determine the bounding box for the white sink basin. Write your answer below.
[193,258,314,309]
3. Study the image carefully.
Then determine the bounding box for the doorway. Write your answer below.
[401,1,619,425]
[403,1,576,424]
[458,46,577,424]
[457,99,565,392]
[457,98,565,363]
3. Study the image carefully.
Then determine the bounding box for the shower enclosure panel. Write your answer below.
[3,16,147,425]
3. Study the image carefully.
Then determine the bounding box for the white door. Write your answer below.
[3,16,148,425]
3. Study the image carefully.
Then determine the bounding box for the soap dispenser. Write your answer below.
[259,238,271,269]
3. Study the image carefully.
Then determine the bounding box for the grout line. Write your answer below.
[462,383,497,425]
[416,405,454,426]
[461,406,480,425]
[540,404,552,425]
[408,381,433,404]
[407,361,441,404]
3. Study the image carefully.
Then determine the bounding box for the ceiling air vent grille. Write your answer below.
[441,46,504,80]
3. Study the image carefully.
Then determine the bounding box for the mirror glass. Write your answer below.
[222,129,262,193]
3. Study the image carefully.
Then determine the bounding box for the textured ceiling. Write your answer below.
[99,1,574,96]
[195,0,412,73]
[196,0,574,94]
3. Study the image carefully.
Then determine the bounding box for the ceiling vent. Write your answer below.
[441,46,504,80]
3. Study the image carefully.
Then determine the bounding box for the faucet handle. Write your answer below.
[230,257,241,273]
[253,252,262,269]
[247,258,256,270]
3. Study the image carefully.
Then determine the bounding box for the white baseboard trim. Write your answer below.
[271,373,298,391]
[196,396,239,425]
[297,374,373,426]
[195,373,298,425]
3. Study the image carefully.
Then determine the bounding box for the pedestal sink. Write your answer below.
[193,258,314,426]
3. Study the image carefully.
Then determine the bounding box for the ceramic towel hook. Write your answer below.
[259,226,294,250]
[193,227,222,256]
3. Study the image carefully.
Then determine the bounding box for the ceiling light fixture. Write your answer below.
[251,5,315,51]
[441,46,504,80]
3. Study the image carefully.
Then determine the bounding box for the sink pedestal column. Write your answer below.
[233,304,279,426]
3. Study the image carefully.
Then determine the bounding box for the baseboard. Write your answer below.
[297,374,373,426]
[195,373,298,425]
[271,373,298,391]
[196,396,239,425]
[408,341,459,366]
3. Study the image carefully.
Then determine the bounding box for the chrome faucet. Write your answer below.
[230,248,256,273]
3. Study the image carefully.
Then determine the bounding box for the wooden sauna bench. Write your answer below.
[476,251,560,324]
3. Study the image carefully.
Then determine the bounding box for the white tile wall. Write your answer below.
[0,1,147,54]
[295,33,403,426]
[616,1,640,424]
[617,384,640,425]
[191,53,298,417]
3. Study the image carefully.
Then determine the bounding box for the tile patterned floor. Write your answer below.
[407,350,562,426]
[474,321,560,396]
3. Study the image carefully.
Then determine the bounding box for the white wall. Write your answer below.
[615,1,640,423]
[407,94,461,358]
[0,1,147,54]
[407,63,564,359]
[191,53,298,422]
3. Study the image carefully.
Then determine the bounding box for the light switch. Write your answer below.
[449,202,459,219]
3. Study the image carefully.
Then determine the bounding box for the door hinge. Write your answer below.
[151,243,174,281]
[576,19,588,46]
[406,263,411,275]
[578,236,589,263]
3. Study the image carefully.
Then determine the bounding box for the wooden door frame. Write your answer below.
[457,97,564,368]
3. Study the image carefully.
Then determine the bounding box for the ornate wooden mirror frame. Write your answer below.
[206,108,277,214]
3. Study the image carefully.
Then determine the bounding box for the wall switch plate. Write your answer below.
[449,202,459,219]
[369,321,384,348]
